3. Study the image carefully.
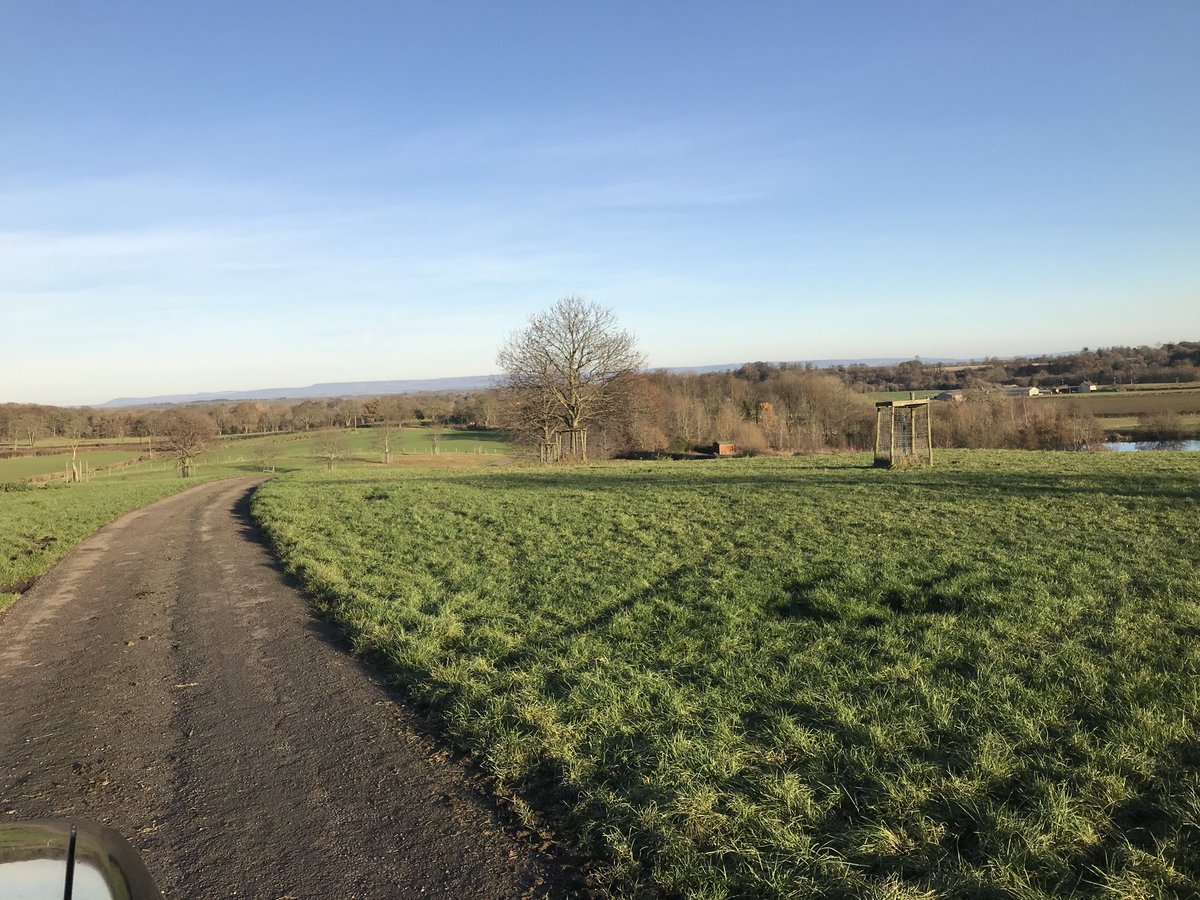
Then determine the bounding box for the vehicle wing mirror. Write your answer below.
[0,819,162,900]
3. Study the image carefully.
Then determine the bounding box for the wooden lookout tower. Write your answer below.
[874,398,933,467]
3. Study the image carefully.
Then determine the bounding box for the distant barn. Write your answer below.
[712,441,737,456]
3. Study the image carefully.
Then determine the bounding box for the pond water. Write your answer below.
[1104,440,1200,452]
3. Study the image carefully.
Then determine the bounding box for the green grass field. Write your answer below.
[0,448,150,482]
[1116,382,1200,393]
[0,450,145,480]
[1041,388,1200,418]
[0,428,510,482]
[179,427,510,472]
[262,426,509,463]
[253,452,1200,899]
[0,428,511,613]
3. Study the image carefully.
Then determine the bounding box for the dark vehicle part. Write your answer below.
[0,819,162,900]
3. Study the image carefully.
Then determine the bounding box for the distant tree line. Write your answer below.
[0,391,497,451]
[833,341,1200,393]
[6,339,1195,462]
[626,367,877,455]
[581,365,1119,455]
[0,374,1137,461]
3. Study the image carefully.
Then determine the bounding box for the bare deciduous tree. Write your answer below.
[12,413,43,449]
[337,398,363,430]
[230,401,263,435]
[291,401,324,431]
[498,382,562,461]
[161,410,218,477]
[64,422,85,482]
[370,396,409,464]
[252,438,281,472]
[315,430,349,470]
[497,296,644,461]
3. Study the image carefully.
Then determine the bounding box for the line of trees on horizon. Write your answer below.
[4,334,1197,463]
[0,392,495,451]
[833,341,1200,393]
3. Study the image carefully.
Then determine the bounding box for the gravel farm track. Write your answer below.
[0,477,587,899]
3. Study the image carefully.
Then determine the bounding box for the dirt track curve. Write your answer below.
[0,477,581,899]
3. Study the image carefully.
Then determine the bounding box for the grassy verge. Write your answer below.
[0,467,244,602]
[253,451,1200,898]
[0,434,512,616]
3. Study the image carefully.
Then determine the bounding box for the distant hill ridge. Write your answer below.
[101,376,499,408]
[98,358,971,407]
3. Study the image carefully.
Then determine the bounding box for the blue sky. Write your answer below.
[2,2,1197,405]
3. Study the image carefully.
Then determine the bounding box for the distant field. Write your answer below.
[1099,414,1200,436]
[862,388,1200,420]
[210,427,510,469]
[0,450,144,480]
[1107,382,1200,393]
[254,451,1200,898]
[1041,387,1200,418]
[3,428,511,481]
[26,435,148,449]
